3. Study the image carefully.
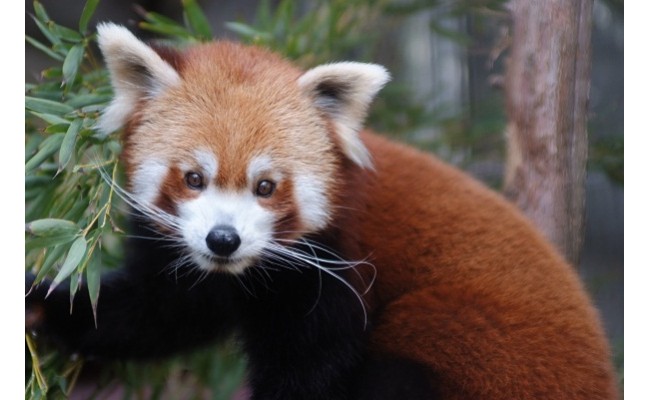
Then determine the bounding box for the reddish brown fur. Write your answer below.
[121,41,618,399]
[122,42,341,237]
[348,132,618,399]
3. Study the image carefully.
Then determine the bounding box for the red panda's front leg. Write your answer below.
[25,234,241,360]
[234,264,368,400]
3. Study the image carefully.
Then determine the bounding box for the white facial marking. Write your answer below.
[178,188,275,274]
[180,150,219,184]
[294,174,330,231]
[194,150,218,181]
[131,159,169,206]
[247,155,282,184]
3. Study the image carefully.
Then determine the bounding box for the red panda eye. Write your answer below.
[255,180,276,197]
[185,172,204,190]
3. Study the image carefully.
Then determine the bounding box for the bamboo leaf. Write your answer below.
[225,22,271,41]
[32,1,50,23]
[33,244,68,285]
[25,133,65,172]
[58,119,82,172]
[182,0,213,40]
[25,96,74,115]
[25,176,52,191]
[25,35,64,61]
[32,17,61,47]
[49,23,83,43]
[79,0,100,33]
[66,93,112,108]
[25,335,49,395]
[43,123,70,134]
[138,22,193,39]
[26,218,81,238]
[136,7,184,28]
[62,44,85,87]
[41,67,63,79]
[25,234,77,251]
[48,236,87,296]
[86,252,101,328]
[68,270,81,311]
[28,112,70,126]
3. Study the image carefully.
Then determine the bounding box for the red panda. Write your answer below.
[26,23,618,399]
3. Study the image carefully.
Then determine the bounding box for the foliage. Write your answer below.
[25,0,622,397]
[225,0,385,67]
[24,1,246,398]
[24,0,392,398]
[25,3,122,396]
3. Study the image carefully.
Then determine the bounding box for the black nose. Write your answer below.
[206,225,241,257]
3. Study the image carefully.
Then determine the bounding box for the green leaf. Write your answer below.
[28,112,70,126]
[25,176,52,191]
[32,17,61,47]
[33,244,68,285]
[79,0,100,33]
[25,133,65,172]
[182,0,213,40]
[66,93,112,108]
[41,67,63,79]
[25,231,78,251]
[58,119,82,172]
[32,1,50,23]
[62,44,85,87]
[44,123,71,134]
[68,270,81,311]
[49,23,83,43]
[86,252,101,327]
[25,96,74,115]
[25,35,64,61]
[26,218,81,238]
[48,236,87,296]
[139,9,185,29]
[256,0,272,26]
[138,22,193,39]
[225,22,271,41]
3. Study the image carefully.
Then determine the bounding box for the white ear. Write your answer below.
[298,62,390,169]
[95,23,181,135]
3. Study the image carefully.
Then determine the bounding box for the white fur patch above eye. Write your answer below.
[131,159,169,206]
[293,174,331,231]
[247,155,283,185]
[298,62,390,170]
[95,23,181,135]
[194,150,218,182]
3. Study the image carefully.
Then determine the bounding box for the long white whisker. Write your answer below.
[266,243,370,328]
[274,238,375,271]
[302,240,323,318]
[284,238,377,296]
[96,165,182,231]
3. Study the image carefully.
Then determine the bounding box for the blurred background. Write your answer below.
[26,0,623,397]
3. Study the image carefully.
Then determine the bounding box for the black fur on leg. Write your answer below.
[351,354,440,400]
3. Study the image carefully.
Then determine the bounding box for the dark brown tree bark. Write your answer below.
[504,0,593,266]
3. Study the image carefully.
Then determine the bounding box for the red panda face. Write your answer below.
[96,24,389,274]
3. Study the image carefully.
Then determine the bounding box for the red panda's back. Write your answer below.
[356,131,618,399]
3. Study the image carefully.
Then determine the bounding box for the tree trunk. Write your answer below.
[504,0,593,266]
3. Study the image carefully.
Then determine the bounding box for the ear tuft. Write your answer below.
[96,23,181,135]
[298,62,390,169]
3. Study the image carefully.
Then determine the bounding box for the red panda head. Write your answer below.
[96,23,389,274]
